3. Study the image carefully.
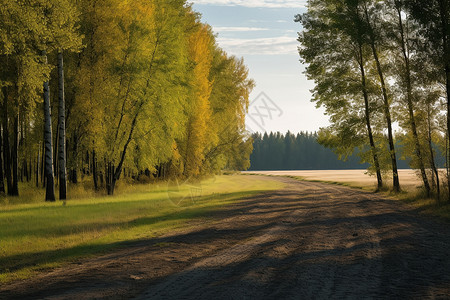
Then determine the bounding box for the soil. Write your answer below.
[1,177,450,299]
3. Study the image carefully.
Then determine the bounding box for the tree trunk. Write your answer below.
[395,4,430,196]
[71,132,78,184]
[54,117,58,186]
[43,51,56,202]
[364,7,400,192]
[11,113,19,196]
[427,103,441,202]
[358,42,383,190]
[36,142,40,187]
[92,149,98,191]
[109,107,141,195]
[58,52,67,200]
[2,87,13,195]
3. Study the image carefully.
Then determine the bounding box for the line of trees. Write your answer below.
[0,0,254,200]
[297,0,450,201]
[249,131,425,170]
[250,131,369,170]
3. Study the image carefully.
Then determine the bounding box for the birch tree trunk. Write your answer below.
[58,52,67,200]
[43,51,56,202]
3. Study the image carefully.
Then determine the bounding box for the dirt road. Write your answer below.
[1,177,450,299]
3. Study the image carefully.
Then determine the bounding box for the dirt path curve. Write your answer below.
[1,177,450,299]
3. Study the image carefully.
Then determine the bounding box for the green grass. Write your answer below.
[0,175,284,284]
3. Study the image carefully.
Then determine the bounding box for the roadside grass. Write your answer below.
[0,175,284,284]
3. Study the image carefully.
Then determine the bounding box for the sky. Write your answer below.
[191,0,329,134]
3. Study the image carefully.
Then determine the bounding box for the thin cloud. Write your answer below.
[217,36,298,55]
[192,0,307,8]
[214,26,269,32]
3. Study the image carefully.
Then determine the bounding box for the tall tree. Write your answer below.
[57,52,67,200]
[296,0,385,188]
[391,0,430,195]
[43,51,55,202]
[362,0,400,192]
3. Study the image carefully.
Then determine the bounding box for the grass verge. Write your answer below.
[0,175,284,284]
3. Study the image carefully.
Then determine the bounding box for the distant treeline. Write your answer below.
[249,131,424,171]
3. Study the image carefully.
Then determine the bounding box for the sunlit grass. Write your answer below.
[0,175,284,284]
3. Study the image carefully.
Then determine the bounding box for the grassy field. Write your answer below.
[245,170,450,221]
[0,175,284,284]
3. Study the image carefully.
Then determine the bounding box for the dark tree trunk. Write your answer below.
[108,107,141,195]
[43,51,56,202]
[364,7,400,192]
[41,140,45,186]
[54,119,58,186]
[395,3,430,196]
[11,113,19,196]
[2,87,13,195]
[58,52,67,200]
[36,142,40,188]
[71,132,78,184]
[92,150,98,191]
[427,103,441,203]
[358,42,383,190]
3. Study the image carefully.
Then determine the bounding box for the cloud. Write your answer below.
[214,26,269,32]
[217,36,298,55]
[191,0,307,8]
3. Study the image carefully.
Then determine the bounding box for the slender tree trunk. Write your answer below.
[58,52,67,200]
[395,4,430,196]
[43,51,56,202]
[2,87,13,195]
[92,149,98,191]
[71,132,78,184]
[36,144,40,188]
[358,42,383,190]
[54,118,58,186]
[364,7,400,192]
[427,103,441,202]
[11,112,19,196]
[0,125,4,194]
[41,140,44,186]
[109,107,141,195]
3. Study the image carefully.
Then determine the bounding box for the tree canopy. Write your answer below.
[0,0,254,198]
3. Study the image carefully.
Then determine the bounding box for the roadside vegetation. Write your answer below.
[0,0,254,201]
[297,0,450,203]
[0,175,284,284]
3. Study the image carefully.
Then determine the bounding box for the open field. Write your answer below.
[1,176,449,299]
[0,175,284,284]
[244,169,422,191]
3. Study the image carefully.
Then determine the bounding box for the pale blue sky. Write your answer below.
[191,0,328,134]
